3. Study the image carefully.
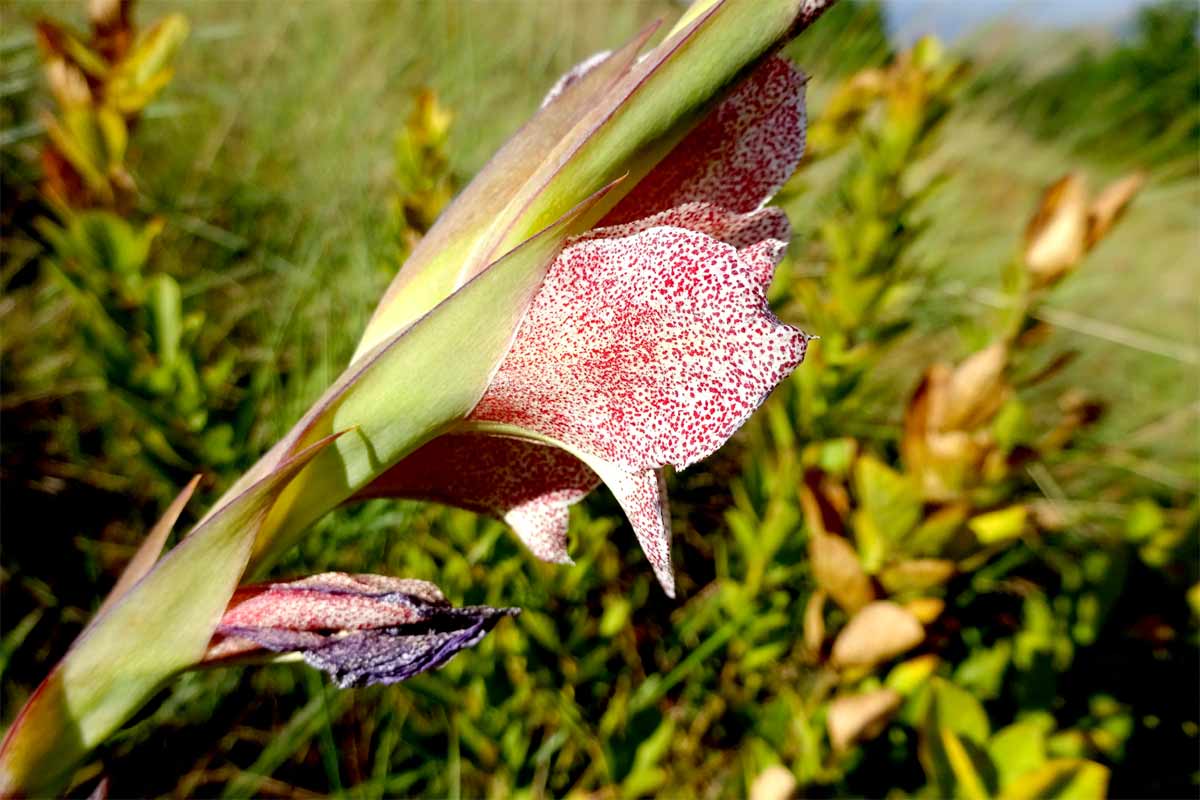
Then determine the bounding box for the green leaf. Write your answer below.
[622,717,675,798]
[1125,498,1164,543]
[0,434,342,797]
[928,677,991,743]
[953,641,1012,701]
[855,454,923,543]
[94,475,200,618]
[150,273,183,370]
[999,759,1109,800]
[908,503,967,557]
[990,720,1048,790]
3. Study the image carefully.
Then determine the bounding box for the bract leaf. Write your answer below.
[0,435,341,797]
[95,474,200,618]
[243,184,616,572]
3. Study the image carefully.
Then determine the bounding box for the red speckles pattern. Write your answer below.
[469,225,809,595]
[598,466,674,596]
[219,573,435,632]
[354,434,598,564]
[582,202,791,255]
[473,225,808,470]
[603,56,806,225]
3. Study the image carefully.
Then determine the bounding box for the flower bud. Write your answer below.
[205,572,518,687]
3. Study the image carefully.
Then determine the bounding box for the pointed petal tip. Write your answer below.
[657,568,678,599]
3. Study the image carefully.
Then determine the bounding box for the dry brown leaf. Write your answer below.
[810,530,874,613]
[1086,171,1145,249]
[940,342,1009,431]
[827,688,903,751]
[804,590,827,657]
[1024,173,1088,287]
[750,765,798,800]
[831,601,924,668]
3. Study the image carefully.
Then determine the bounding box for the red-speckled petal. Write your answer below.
[594,465,675,597]
[218,575,432,632]
[469,224,809,592]
[584,201,792,254]
[354,434,599,564]
[602,56,806,225]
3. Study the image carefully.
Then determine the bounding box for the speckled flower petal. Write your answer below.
[583,201,792,255]
[354,434,599,564]
[602,56,807,226]
[469,224,809,595]
[205,572,517,687]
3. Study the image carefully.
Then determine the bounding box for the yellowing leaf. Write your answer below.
[885,654,940,696]
[904,597,945,625]
[941,727,993,800]
[107,14,189,114]
[880,558,956,594]
[970,505,1028,545]
[999,759,1109,800]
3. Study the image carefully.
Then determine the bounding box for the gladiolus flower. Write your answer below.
[357,54,812,597]
[0,3,837,793]
[204,573,517,687]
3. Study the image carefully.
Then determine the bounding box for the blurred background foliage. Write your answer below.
[1,1,1196,797]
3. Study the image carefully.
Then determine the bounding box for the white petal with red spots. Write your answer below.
[603,56,806,224]
[470,225,809,594]
[355,434,598,564]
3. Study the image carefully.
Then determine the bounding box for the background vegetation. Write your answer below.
[1,1,1196,797]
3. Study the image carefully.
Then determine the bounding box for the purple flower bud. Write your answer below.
[204,573,517,688]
